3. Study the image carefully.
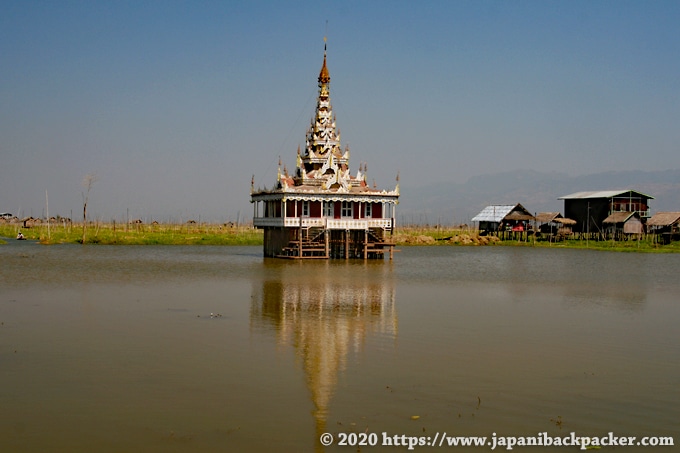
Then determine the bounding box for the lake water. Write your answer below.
[1,242,678,452]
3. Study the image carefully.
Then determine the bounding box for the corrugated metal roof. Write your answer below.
[558,190,654,200]
[471,205,516,223]
[647,212,680,227]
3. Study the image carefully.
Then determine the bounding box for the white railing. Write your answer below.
[253,217,393,229]
[608,209,651,218]
[284,217,324,228]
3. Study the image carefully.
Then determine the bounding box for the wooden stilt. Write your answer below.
[345,230,349,260]
[363,229,368,260]
[298,217,302,258]
[325,228,329,258]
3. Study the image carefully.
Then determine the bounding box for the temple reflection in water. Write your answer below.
[250,260,397,449]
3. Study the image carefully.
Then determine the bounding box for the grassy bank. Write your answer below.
[0,223,263,245]
[2,223,678,252]
[393,226,680,253]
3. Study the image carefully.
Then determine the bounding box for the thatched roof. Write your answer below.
[603,212,638,224]
[647,212,680,227]
[504,211,535,221]
[535,212,576,225]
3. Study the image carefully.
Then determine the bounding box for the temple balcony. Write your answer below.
[253,216,393,230]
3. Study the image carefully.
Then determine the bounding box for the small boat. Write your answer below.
[16,232,26,240]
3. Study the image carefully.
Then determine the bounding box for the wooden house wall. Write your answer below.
[623,218,643,234]
[479,221,500,233]
[611,197,648,214]
[564,199,609,234]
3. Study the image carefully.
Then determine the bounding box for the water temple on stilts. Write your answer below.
[250,41,399,259]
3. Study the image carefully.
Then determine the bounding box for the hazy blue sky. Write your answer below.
[2,1,679,222]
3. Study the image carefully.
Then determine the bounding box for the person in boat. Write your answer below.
[17,231,25,240]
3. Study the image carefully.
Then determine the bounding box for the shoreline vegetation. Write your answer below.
[1,223,678,253]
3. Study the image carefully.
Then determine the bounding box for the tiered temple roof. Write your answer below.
[251,42,398,200]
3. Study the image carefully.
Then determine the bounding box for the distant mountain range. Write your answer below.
[398,169,680,226]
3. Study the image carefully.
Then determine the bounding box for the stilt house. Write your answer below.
[602,211,643,240]
[250,42,399,259]
[471,203,534,237]
[647,212,680,244]
[558,190,653,237]
[535,212,576,240]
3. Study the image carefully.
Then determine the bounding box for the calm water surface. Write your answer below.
[0,242,678,452]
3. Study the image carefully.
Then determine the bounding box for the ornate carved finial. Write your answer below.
[318,37,330,85]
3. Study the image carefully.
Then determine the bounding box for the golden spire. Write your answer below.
[277,156,281,182]
[318,37,330,84]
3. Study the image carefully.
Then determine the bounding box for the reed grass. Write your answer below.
[393,226,680,252]
[1,223,678,252]
[0,223,263,245]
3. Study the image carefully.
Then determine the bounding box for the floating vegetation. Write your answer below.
[550,416,563,429]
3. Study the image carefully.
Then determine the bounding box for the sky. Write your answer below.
[1,0,679,223]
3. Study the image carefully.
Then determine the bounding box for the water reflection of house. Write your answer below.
[559,190,653,238]
[471,203,534,239]
[250,41,399,259]
[250,262,396,451]
[647,212,680,244]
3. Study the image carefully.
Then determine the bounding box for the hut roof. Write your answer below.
[471,203,533,223]
[603,211,638,224]
[535,212,576,225]
[504,211,535,221]
[558,189,654,200]
[471,205,515,223]
[646,212,680,227]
